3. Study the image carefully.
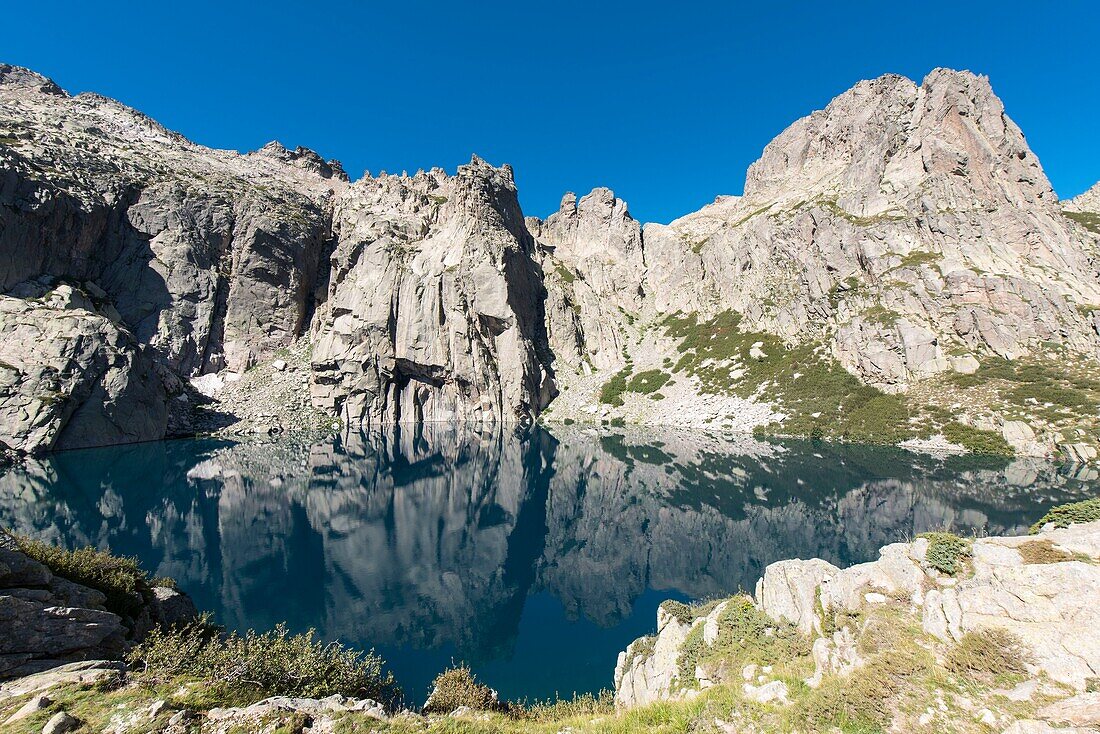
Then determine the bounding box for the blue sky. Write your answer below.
[3,1,1097,223]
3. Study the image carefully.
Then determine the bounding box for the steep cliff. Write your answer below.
[0,65,554,450]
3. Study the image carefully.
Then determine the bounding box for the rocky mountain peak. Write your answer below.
[1066,180,1100,213]
[0,64,63,95]
[250,141,349,181]
[742,68,1054,217]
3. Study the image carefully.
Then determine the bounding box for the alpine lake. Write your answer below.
[2,425,1094,705]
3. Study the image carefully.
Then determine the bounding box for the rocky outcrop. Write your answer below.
[310,159,555,430]
[529,188,646,373]
[0,537,196,680]
[1066,181,1100,214]
[0,283,168,452]
[922,525,1100,690]
[614,520,1100,714]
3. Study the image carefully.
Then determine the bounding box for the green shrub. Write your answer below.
[422,665,505,714]
[9,532,151,617]
[627,369,670,394]
[1030,497,1100,533]
[659,600,694,625]
[599,367,633,406]
[946,629,1029,677]
[128,621,398,706]
[918,532,972,575]
[942,422,1014,455]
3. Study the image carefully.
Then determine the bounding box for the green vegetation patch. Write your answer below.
[627,369,671,394]
[128,620,399,706]
[599,366,673,406]
[941,421,1014,456]
[918,531,972,575]
[664,311,918,445]
[948,357,1100,427]
[1065,209,1100,234]
[599,366,634,406]
[8,532,165,618]
[1030,497,1100,533]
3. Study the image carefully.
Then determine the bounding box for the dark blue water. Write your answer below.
[1,425,1094,703]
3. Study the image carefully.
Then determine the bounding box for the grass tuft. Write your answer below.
[917,532,972,575]
[422,665,506,714]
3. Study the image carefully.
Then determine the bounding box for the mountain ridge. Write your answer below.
[1,63,1098,460]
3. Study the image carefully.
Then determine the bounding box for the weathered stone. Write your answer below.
[0,660,124,701]
[1038,693,1100,726]
[41,711,80,734]
[756,558,839,634]
[742,680,789,704]
[2,692,50,724]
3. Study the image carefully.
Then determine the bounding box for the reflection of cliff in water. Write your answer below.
[0,426,1094,663]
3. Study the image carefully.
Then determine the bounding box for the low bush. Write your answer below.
[7,531,152,617]
[422,664,506,714]
[127,620,399,706]
[1030,497,1100,533]
[946,628,1030,677]
[599,367,633,406]
[918,532,972,575]
[627,369,671,395]
[941,422,1014,456]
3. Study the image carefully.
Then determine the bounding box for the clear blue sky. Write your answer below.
[3,1,1097,223]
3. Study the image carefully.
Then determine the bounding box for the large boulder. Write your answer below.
[0,285,168,454]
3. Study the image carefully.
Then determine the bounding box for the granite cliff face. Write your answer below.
[311,160,554,430]
[0,64,553,451]
[1,63,1098,455]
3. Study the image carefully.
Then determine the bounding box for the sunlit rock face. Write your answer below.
[310,159,555,431]
[535,70,1100,393]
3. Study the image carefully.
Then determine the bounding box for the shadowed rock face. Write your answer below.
[0,65,554,451]
[0,427,1091,688]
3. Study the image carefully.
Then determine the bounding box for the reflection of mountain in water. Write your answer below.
[1,427,1094,666]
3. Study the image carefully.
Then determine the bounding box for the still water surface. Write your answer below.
[1,426,1093,703]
